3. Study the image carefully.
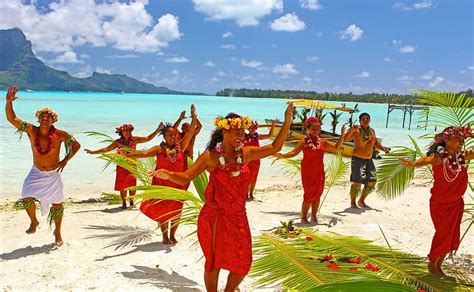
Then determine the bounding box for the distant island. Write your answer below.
[216,88,473,105]
[0,28,204,95]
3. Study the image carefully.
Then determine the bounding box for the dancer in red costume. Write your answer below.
[85,124,162,209]
[400,126,473,276]
[150,103,294,292]
[274,117,346,224]
[124,105,198,245]
[243,119,277,200]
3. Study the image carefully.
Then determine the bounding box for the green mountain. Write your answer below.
[0,28,202,95]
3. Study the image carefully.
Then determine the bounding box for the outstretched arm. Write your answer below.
[465,149,474,161]
[57,131,81,172]
[180,105,197,151]
[150,151,211,185]
[373,129,390,153]
[85,140,119,154]
[5,86,33,134]
[344,125,358,142]
[173,110,186,129]
[400,153,438,168]
[244,103,294,162]
[273,140,304,159]
[259,119,278,140]
[324,123,347,152]
[125,145,161,158]
[135,122,164,144]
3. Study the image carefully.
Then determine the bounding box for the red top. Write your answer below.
[301,140,325,203]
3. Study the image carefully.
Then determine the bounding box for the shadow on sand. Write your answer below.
[121,264,200,290]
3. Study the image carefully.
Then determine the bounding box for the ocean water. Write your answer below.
[0,91,431,199]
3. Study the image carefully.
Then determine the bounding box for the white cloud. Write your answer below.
[217,70,226,76]
[96,67,111,75]
[341,24,364,42]
[171,69,179,75]
[0,1,182,54]
[165,56,189,63]
[49,51,83,63]
[270,13,306,32]
[354,71,370,78]
[272,63,299,74]
[205,61,215,67]
[393,0,432,11]
[429,76,444,87]
[221,44,236,50]
[222,31,234,38]
[210,77,220,83]
[400,45,416,53]
[315,68,325,73]
[105,54,138,59]
[306,56,320,62]
[384,58,394,62]
[302,77,312,83]
[468,65,474,70]
[397,75,413,84]
[300,0,322,10]
[241,59,263,68]
[420,70,435,80]
[193,0,283,27]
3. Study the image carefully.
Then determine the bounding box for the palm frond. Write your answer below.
[272,157,302,179]
[187,157,208,202]
[307,281,415,291]
[84,224,155,250]
[98,153,154,185]
[251,231,469,291]
[319,152,350,212]
[84,131,116,144]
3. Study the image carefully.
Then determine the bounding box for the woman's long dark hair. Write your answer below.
[206,113,241,151]
[426,126,453,156]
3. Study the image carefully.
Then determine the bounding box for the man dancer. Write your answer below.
[344,112,390,208]
[5,86,81,246]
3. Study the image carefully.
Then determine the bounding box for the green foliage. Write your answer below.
[187,157,208,202]
[273,220,303,239]
[319,153,350,212]
[307,281,417,291]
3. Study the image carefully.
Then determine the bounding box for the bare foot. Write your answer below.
[301,218,310,224]
[310,217,318,224]
[53,230,64,247]
[162,237,172,245]
[120,204,127,210]
[350,202,359,209]
[357,201,370,208]
[428,262,441,276]
[246,195,254,201]
[170,237,178,244]
[129,201,136,208]
[25,220,39,234]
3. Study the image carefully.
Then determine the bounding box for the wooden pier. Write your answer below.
[385,103,430,130]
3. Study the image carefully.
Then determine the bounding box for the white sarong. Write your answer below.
[21,165,64,216]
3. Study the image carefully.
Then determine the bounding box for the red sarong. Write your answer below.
[244,137,260,185]
[198,159,252,275]
[428,163,467,262]
[140,151,185,223]
[114,143,137,191]
[301,143,325,203]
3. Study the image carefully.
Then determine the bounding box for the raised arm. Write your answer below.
[135,122,164,144]
[344,125,358,142]
[5,86,33,134]
[273,140,304,159]
[56,131,81,172]
[173,110,186,129]
[400,153,439,168]
[125,145,161,158]
[244,103,294,162]
[179,105,197,151]
[150,151,211,185]
[195,118,202,136]
[324,123,347,152]
[84,140,119,154]
[259,119,277,140]
[465,149,474,161]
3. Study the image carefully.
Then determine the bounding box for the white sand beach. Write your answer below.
[1,176,473,291]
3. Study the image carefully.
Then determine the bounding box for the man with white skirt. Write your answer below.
[5,86,81,246]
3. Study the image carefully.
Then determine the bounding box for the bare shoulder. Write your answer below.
[54,128,71,140]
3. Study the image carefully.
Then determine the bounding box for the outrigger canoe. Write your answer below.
[264,100,356,157]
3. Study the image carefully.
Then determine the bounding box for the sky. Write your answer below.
[0,0,473,95]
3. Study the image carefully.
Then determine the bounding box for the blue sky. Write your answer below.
[1,0,472,94]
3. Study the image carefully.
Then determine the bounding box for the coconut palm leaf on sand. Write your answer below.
[251,230,471,291]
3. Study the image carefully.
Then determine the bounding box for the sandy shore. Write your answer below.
[1,179,473,291]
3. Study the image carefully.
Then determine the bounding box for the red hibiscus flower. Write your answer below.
[305,236,313,241]
[345,257,362,264]
[323,255,333,261]
[365,263,381,271]
[349,267,359,270]
[417,290,427,292]
[326,262,341,270]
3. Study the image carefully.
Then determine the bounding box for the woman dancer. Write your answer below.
[85,123,162,209]
[400,126,473,276]
[149,103,293,291]
[124,105,197,244]
[274,117,346,224]
[243,119,277,200]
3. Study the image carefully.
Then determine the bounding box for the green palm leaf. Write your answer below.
[272,157,303,179]
[319,152,350,212]
[84,131,116,144]
[251,231,469,291]
[308,281,415,291]
[187,157,208,202]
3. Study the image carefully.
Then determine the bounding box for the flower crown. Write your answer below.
[116,124,135,133]
[35,107,58,123]
[435,126,471,143]
[214,116,252,130]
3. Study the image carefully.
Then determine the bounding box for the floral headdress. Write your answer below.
[214,116,252,130]
[305,117,320,125]
[115,124,134,133]
[35,107,58,123]
[435,126,471,143]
